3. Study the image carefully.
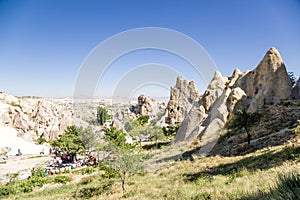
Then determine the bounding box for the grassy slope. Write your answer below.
[6,100,300,200]
[7,142,300,200]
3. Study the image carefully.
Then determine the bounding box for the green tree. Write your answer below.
[288,72,297,85]
[104,127,134,150]
[79,126,97,152]
[228,109,261,145]
[50,126,85,160]
[162,123,181,137]
[107,147,144,193]
[136,115,149,126]
[125,116,149,147]
[146,126,165,149]
[124,119,140,133]
[96,106,110,125]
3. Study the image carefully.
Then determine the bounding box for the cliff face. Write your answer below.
[235,47,292,112]
[165,76,200,126]
[0,93,74,141]
[171,47,296,156]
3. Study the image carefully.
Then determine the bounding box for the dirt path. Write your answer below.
[0,155,52,183]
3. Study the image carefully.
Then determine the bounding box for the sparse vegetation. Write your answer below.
[162,123,181,137]
[96,106,110,125]
[78,126,98,151]
[227,109,261,144]
[104,126,134,150]
[288,71,297,85]
[50,126,85,160]
[146,126,166,149]
[293,120,300,135]
[9,101,22,110]
[106,147,145,193]
[5,142,300,200]
[36,137,47,144]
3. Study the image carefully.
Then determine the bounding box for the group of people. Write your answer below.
[40,152,97,176]
[27,148,99,178]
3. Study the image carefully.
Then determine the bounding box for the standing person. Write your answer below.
[16,149,22,156]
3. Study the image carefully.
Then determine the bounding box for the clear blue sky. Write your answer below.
[0,0,299,98]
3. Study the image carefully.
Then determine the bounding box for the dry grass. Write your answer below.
[6,142,300,200]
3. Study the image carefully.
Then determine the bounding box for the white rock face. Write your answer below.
[175,71,232,146]
[174,48,293,156]
[0,93,75,142]
[0,125,49,155]
[235,47,292,112]
[165,76,200,126]
[133,95,164,119]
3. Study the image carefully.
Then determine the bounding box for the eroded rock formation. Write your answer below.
[0,93,75,141]
[173,47,295,156]
[165,76,200,126]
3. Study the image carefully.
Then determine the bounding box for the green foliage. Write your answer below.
[245,172,300,200]
[78,126,97,151]
[36,137,47,144]
[228,109,261,144]
[31,165,46,178]
[79,176,95,185]
[98,163,119,178]
[96,106,110,125]
[162,123,181,137]
[0,172,73,198]
[50,126,85,155]
[10,101,22,110]
[74,180,114,199]
[53,175,72,184]
[104,127,134,150]
[293,120,300,135]
[5,173,19,183]
[78,166,96,175]
[288,71,297,85]
[124,119,141,133]
[107,148,145,192]
[136,115,149,126]
[125,115,149,133]
[146,126,166,149]
[270,172,300,199]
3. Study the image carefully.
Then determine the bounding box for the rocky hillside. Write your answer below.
[113,95,166,131]
[212,100,300,156]
[0,93,75,141]
[170,47,299,156]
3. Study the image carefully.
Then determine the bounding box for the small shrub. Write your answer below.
[283,145,300,160]
[74,180,113,199]
[16,181,35,193]
[37,137,47,144]
[98,163,118,179]
[10,101,22,110]
[0,185,14,197]
[79,176,95,185]
[53,175,72,184]
[293,120,300,135]
[80,166,96,175]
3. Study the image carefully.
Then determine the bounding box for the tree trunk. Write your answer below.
[244,127,251,145]
[121,172,126,193]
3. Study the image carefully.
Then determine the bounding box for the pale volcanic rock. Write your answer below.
[165,76,200,126]
[174,48,294,157]
[235,47,292,112]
